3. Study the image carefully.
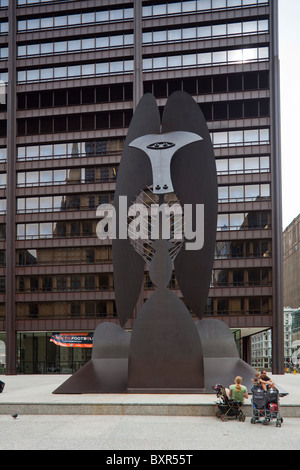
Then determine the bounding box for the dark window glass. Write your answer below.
[168,79,182,94]
[27,92,39,109]
[260,98,270,117]
[18,94,26,110]
[96,112,109,129]
[124,110,133,126]
[124,83,133,100]
[228,73,242,92]
[54,116,67,133]
[41,117,53,133]
[0,121,6,137]
[244,72,258,91]
[244,100,259,118]
[68,115,81,131]
[198,76,211,94]
[18,120,26,136]
[68,89,81,105]
[41,91,53,107]
[96,86,109,103]
[82,113,94,130]
[214,102,227,120]
[82,88,95,104]
[154,80,167,97]
[54,90,67,106]
[182,78,196,94]
[201,103,212,121]
[229,101,243,119]
[213,75,227,93]
[27,118,39,134]
[259,71,269,89]
[110,111,123,128]
[110,84,123,101]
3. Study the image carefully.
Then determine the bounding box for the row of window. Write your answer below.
[0,126,269,164]
[16,0,268,8]
[215,239,271,259]
[216,155,270,174]
[15,211,271,240]
[217,210,271,231]
[3,155,268,192]
[1,238,269,268]
[201,98,269,121]
[11,296,271,322]
[17,9,133,32]
[18,84,133,110]
[0,238,272,268]
[16,193,114,214]
[12,266,271,294]
[210,267,271,287]
[143,47,269,70]
[17,166,117,188]
[146,72,270,97]
[17,72,269,112]
[16,139,123,162]
[15,301,116,321]
[17,47,269,83]
[17,110,133,136]
[17,100,269,136]
[16,273,114,293]
[212,128,269,147]
[204,296,271,316]
[17,0,73,5]
[16,246,112,266]
[13,183,270,215]
[218,183,270,202]
[15,1,268,31]
[17,220,98,240]
[15,19,269,60]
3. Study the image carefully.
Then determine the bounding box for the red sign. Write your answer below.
[50,333,93,348]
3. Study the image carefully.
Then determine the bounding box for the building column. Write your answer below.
[133,0,143,110]
[5,0,17,374]
[270,0,284,374]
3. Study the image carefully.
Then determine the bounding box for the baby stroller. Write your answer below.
[212,384,245,422]
[251,385,283,427]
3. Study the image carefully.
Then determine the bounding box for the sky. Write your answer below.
[278,0,300,230]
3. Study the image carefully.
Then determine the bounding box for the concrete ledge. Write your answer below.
[0,402,299,417]
[0,374,299,418]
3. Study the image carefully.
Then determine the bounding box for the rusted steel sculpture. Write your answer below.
[54,92,256,395]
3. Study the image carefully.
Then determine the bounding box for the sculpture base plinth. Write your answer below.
[127,388,206,394]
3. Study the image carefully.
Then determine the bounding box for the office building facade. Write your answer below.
[0,0,284,374]
[283,214,300,309]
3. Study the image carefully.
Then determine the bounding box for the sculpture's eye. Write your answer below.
[147,141,175,150]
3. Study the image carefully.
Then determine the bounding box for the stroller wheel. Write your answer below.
[221,415,228,422]
[250,418,256,424]
[216,411,222,418]
[276,420,281,428]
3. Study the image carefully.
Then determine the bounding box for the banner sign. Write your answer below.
[50,333,94,348]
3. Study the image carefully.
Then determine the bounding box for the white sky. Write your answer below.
[278,0,300,229]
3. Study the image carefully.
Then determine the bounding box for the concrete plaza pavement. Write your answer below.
[0,373,299,450]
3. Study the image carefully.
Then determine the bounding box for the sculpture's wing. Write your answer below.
[112,94,161,327]
[162,91,218,319]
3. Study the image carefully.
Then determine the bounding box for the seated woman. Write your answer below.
[229,376,249,404]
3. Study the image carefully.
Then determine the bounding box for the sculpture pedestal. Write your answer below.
[128,289,205,393]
